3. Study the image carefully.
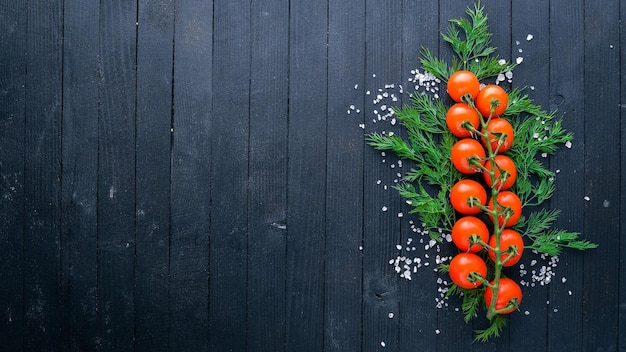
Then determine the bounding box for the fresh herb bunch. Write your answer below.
[367,3,597,342]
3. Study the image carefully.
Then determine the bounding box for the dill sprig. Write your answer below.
[421,3,516,82]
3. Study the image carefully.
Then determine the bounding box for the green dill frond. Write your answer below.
[442,3,498,69]
[461,287,485,322]
[366,132,418,161]
[420,47,451,82]
[474,315,507,342]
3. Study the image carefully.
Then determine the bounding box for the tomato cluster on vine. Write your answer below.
[445,70,524,316]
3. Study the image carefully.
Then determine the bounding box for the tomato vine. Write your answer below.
[367,3,597,342]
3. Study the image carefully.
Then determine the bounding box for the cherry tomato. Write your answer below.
[451,216,490,252]
[449,253,487,289]
[451,138,486,174]
[475,84,509,117]
[446,103,480,138]
[484,277,523,314]
[483,155,517,190]
[447,70,480,103]
[450,179,487,215]
[481,118,515,153]
[487,229,525,267]
[488,191,523,227]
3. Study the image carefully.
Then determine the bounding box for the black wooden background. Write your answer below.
[0,0,623,351]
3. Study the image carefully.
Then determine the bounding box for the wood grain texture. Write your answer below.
[60,0,100,350]
[547,1,586,351]
[169,0,212,350]
[97,0,137,349]
[285,1,328,350]
[209,0,250,350]
[326,0,365,350]
[362,1,403,351]
[23,0,63,349]
[0,2,27,351]
[247,0,289,351]
[135,0,174,349]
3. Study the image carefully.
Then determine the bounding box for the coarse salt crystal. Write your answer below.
[354,84,358,89]
[388,312,394,319]
[565,141,572,148]
[527,34,534,41]
[584,196,590,201]
[396,244,402,250]
[381,341,385,347]
[382,206,388,212]
[516,57,524,64]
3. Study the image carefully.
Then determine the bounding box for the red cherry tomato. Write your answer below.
[488,229,525,267]
[475,84,509,117]
[450,179,487,215]
[488,191,523,227]
[446,103,480,138]
[449,253,487,289]
[447,70,480,103]
[481,118,515,153]
[483,155,517,190]
[451,216,490,252]
[484,277,523,314]
[451,138,486,174]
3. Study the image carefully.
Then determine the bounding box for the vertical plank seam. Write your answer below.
[168,2,177,350]
[133,0,139,350]
[283,1,291,351]
[21,0,30,347]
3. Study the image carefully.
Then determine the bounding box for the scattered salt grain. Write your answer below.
[568,290,572,296]
[373,74,376,78]
[603,200,610,207]
[435,329,441,335]
[525,311,530,316]
[358,124,365,129]
[396,244,402,250]
[498,59,507,65]
[584,196,590,201]
[398,212,404,218]
[565,141,572,148]
[516,40,521,45]
[354,84,358,89]
[381,341,386,347]
[562,277,567,283]
[526,34,534,41]
[382,206,388,212]
[516,57,524,64]
[388,312,394,319]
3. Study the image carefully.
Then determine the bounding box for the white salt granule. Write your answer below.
[382,206,388,212]
[516,57,524,64]
[388,312,394,319]
[584,196,590,201]
[397,212,403,218]
[396,244,402,250]
[565,141,572,148]
[354,84,358,89]
[527,34,534,41]
[381,341,385,347]
[562,277,567,283]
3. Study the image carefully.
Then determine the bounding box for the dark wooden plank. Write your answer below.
[581,1,620,350]
[397,1,440,350]
[285,1,327,350]
[325,0,365,351]
[23,0,63,349]
[547,1,585,350]
[208,0,250,350]
[135,0,174,350]
[362,1,403,351]
[97,0,137,349]
[60,0,100,350]
[247,1,289,351]
[169,0,212,350]
[621,1,626,350]
[508,0,550,349]
[0,2,27,350]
